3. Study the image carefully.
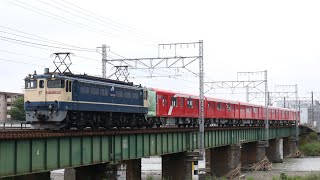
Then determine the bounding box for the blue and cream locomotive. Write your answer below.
[24,68,148,129]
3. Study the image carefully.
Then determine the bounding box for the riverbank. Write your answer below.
[245,157,320,180]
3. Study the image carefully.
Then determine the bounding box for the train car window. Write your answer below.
[39,80,44,88]
[80,86,89,94]
[171,97,177,107]
[180,98,184,107]
[208,102,210,108]
[132,92,138,99]
[105,89,109,96]
[116,91,123,97]
[187,98,193,108]
[217,103,221,111]
[143,90,148,100]
[124,91,131,99]
[227,103,231,111]
[48,80,65,88]
[65,80,69,92]
[90,87,99,95]
[162,96,167,106]
[246,107,251,113]
[100,89,105,96]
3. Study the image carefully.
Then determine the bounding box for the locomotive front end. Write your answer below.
[24,69,72,129]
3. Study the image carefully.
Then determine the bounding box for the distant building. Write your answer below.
[0,92,23,121]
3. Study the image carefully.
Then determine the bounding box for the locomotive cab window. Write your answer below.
[48,79,65,88]
[25,80,37,89]
[39,80,44,88]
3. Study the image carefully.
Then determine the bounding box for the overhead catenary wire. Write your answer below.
[3,0,156,47]
[0,35,95,52]
[0,26,95,52]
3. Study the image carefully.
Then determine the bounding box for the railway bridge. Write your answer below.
[0,126,302,180]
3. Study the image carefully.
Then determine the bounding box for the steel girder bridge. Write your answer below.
[0,126,301,178]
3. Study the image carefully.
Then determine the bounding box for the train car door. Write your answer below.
[157,93,168,116]
[37,79,46,103]
[179,97,185,116]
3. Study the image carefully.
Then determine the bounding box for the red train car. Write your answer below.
[147,88,298,127]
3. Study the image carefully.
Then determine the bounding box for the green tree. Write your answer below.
[8,96,25,121]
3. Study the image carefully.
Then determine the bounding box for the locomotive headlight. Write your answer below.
[51,74,55,78]
[33,111,36,115]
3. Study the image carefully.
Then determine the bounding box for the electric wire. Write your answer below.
[4,0,156,47]
[0,26,95,52]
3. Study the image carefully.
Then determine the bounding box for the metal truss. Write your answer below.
[100,41,206,158]
[51,52,74,74]
[204,70,270,145]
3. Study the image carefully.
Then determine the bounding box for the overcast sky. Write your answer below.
[1,0,320,103]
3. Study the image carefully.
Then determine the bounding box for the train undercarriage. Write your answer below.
[30,110,297,130]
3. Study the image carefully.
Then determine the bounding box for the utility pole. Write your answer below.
[295,84,299,141]
[311,91,314,127]
[198,40,204,157]
[284,97,286,108]
[264,70,269,146]
[97,44,109,78]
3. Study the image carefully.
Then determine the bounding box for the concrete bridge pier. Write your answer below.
[209,145,241,177]
[283,137,297,156]
[241,141,265,167]
[162,152,198,180]
[266,138,283,163]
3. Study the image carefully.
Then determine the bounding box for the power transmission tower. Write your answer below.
[102,41,205,158]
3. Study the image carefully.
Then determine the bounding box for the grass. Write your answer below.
[272,172,320,180]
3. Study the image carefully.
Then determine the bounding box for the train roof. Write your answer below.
[26,71,136,87]
[62,73,134,86]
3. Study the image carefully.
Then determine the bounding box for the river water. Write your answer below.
[51,157,320,180]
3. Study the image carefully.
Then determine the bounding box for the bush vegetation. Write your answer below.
[298,132,320,156]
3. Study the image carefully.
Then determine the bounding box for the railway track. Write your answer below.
[0,125,294,140]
